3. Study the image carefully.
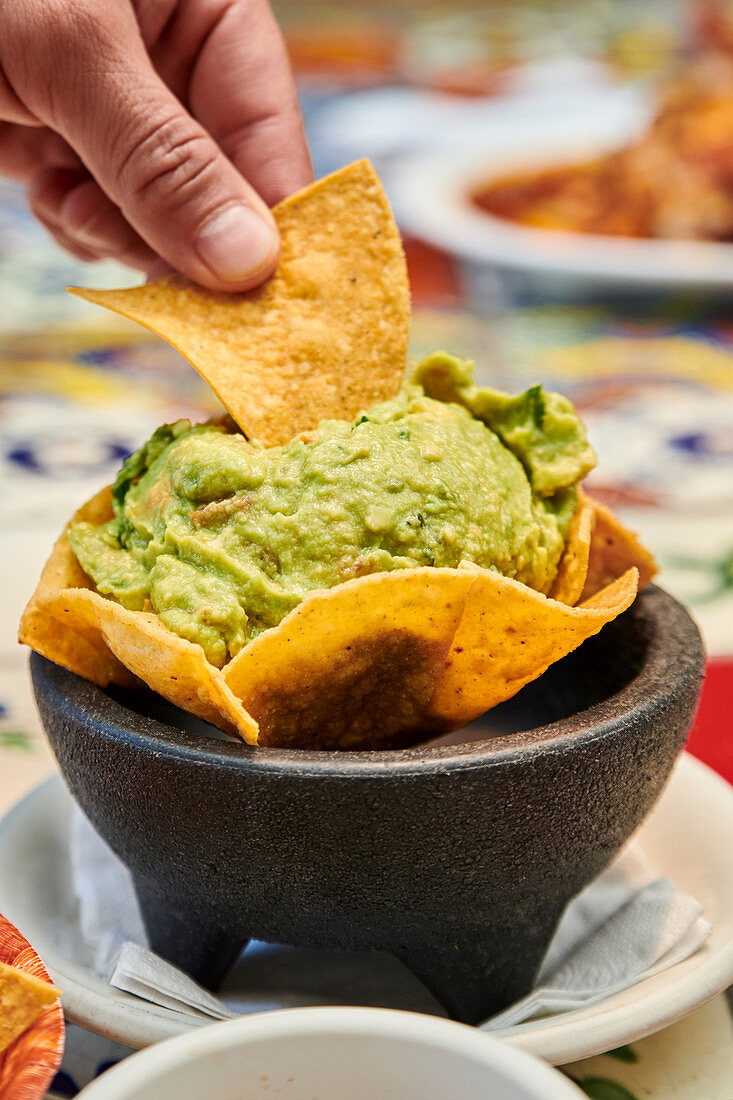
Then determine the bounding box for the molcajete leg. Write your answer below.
[132,873,248,989]
[393,911,561,1025]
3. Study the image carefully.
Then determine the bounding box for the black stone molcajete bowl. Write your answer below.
[31,585,704,1025]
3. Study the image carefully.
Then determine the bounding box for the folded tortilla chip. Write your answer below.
[426,565,638,728]
[19,488,136,691]
[581,496,658,600]
[223,568,476,750]
[549,493,595,605]
[69,160,409,446]
[19,491,258,742]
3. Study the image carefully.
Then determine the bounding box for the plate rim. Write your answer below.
[0,754,731,1063]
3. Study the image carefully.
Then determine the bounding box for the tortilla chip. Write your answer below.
[224,568,476,750]
[425,566,639,729]
[18,488,135,690]
[51,589,258,742]
[549,494,594,605]
[18,491,259,743]
[582,497,657,600]
[69,161,409,445]
[549,491,657,607]
[0,962,60,1055]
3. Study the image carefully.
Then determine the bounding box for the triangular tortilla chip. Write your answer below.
[18,488,136,690]
[51,589,259,741]
[18,492,259,742]
[582,497,657,600]
[550,491,657,607]
[549,493,595,605]
[223,568,476,749]
[69,161,409,445]
[426,566,639,728]
[0,962,60,1054]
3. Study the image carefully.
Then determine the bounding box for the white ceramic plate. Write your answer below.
[388,86,733,291]
[0,754,731,1065]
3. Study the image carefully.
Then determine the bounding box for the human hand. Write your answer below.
[0,0,312,290]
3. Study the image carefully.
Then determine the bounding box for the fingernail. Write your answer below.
[194,204,276,283]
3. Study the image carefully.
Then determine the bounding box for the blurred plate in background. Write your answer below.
[388,83,733,298]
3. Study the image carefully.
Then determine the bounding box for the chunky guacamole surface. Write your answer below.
[69,355,596,666]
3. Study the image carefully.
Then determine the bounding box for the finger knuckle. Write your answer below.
[116,112,220,213]
[60,179,104,234]
[27,187,48,222]
[27,171,58,218]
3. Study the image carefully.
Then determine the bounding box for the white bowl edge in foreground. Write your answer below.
[76,1006,585,1100]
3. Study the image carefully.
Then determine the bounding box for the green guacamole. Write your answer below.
[69,354,596,667]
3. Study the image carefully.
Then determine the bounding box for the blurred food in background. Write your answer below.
[473,1,733,240]
[283,22,402,90]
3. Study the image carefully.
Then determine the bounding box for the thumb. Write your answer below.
[12,2,280,290]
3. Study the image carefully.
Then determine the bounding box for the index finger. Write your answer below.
[188,0,313,205]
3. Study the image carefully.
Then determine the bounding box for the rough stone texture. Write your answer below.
[31,586,704,1024]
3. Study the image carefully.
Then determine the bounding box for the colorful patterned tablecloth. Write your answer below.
[2,3,733,1087]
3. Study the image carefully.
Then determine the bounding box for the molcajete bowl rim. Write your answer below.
[31,584,704,779]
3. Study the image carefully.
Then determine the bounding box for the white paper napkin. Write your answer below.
[483,849,710,1033]
[70,807,710,1029]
